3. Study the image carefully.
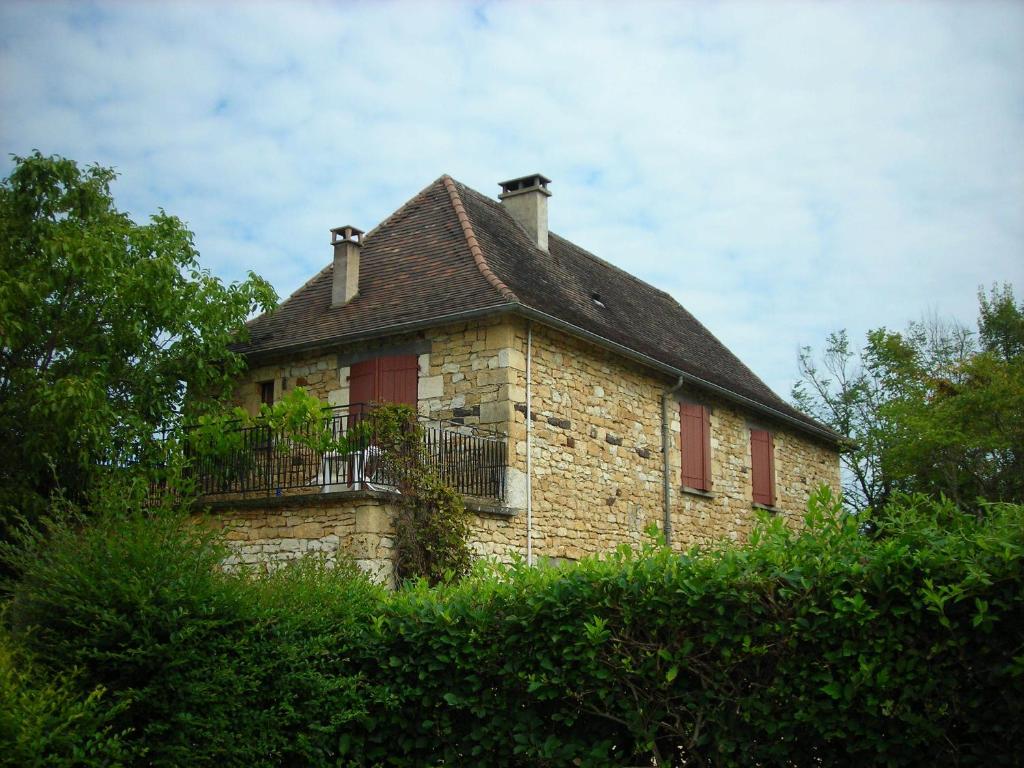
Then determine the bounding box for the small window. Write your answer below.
[680,403,711,491]
[750,429,776,507]
[259,380,275,406]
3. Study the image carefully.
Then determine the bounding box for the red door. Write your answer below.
[349,359,377,420]
[346,355,419,488]
[377,354,419,407]
[349,354,419,414]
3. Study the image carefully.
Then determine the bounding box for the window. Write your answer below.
[680,402,711,492]
[750,429,776,507]
[349,354,419,417]
[258,380,275,406]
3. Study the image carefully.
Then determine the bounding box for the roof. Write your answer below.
[235,175,838,442]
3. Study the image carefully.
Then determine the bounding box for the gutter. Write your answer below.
[508,305,841,445]
[242,302,840,445]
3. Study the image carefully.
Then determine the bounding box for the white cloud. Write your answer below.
[2,0,1022,400]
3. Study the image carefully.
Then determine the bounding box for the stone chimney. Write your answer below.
[330,225,363,306]
[498,173,551,251]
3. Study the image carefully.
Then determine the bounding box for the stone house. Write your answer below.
[206,173,840,579]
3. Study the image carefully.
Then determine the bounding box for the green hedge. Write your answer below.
[2,490,1022,766]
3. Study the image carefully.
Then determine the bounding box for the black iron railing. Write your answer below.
[184,404,507,501]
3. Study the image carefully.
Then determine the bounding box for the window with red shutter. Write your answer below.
[348,354,419,417]
[349,359,377,420]
[750,429,776,506]
[680,403,711,492]
[376,354,418,407]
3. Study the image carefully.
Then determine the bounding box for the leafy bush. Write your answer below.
[0,626,132,767]
[1,500,387,767]
[3,490,1021,766]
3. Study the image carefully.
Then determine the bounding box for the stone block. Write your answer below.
[497,348,526,370]
[486,324,514,350]
[479,400,510,424]
[477,368,514,386]
[505,467,528,509]
[499,383,526,403]
[356,558,395,588]
[418,375,444,399]
[355,504,392,534]
[291,522,324,539]
[349,533,384,559]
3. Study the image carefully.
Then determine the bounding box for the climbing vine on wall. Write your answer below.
[363,404,473,586]
[182,394,472,584]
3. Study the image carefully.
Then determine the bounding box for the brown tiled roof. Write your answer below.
[236,177,509,355]
[235,175,836,441]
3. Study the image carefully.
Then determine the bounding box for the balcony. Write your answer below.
[184,404,508,503]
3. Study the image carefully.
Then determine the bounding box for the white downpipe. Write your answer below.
[526,321,534,566]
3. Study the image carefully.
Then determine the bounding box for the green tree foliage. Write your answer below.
[3,490,1021,766]
[794,285,1024,513]
[0,152,277,533]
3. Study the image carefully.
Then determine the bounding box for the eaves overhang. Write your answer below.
[240,302,842,446]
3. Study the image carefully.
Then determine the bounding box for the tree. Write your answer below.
[0,152,277,536]
[793,285,1024,514]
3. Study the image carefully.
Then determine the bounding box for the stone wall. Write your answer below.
[231,316,519,432]
[232,350,341,414]
[202,494,398,586]
[668,389,840,547]
[501,320,840,558]
[228,314,840,569]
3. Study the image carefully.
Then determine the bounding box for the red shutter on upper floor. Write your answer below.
[349,354,419,418]
[376,354,419,407]
[680,403,711,491]
[750,429,775,506]
[349,359,377,420]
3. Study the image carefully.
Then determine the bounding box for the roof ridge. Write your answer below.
[456,181,680,304]
[442,175,519,304]
[254,177,444,322]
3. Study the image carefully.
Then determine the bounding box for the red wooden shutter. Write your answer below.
[750,429,775,506]
[376,354,419,407]
[680,403,711,491]
[349,359,376,420]
[349,354,419,418]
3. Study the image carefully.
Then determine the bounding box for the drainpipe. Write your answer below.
[661,376,685,545]
[526,321,534,566]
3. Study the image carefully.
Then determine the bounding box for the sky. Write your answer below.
[2,0,1022,400]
